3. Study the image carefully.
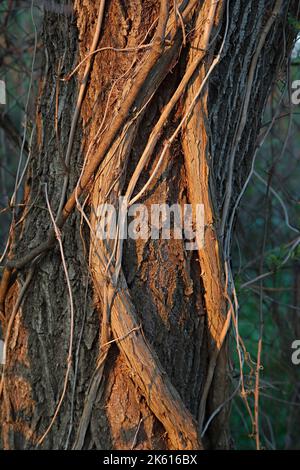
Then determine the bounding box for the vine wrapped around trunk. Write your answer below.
[0,0,299,450]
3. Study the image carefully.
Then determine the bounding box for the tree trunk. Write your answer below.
[0,0,298,450]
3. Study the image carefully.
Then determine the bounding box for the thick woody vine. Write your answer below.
[0,0,294,450]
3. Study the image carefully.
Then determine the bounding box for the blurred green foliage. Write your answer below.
[230,45,300,449]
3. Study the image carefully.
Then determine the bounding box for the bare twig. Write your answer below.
[64,44,152,81]
[55,0,106,222]
[5,0,190,273]
[37,184,75,446]
[221,0,284,237]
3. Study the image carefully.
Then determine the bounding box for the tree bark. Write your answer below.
[0,0,299,450]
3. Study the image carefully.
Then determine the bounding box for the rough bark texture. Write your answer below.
[0,0,299,450]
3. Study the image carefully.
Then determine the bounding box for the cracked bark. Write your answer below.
[0,0,299,450]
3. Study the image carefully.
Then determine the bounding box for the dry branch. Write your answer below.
[110,273,202,450]
[3,0,197,272]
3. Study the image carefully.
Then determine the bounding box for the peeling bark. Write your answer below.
[0,0,299,450]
